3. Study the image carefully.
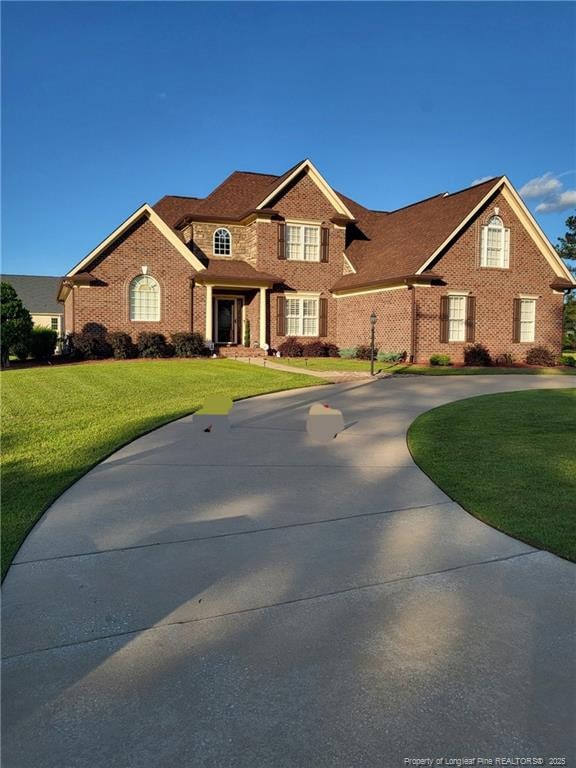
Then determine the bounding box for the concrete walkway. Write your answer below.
[2,375,575,767]
[236,355,391,381]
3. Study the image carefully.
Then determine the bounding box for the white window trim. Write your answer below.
[285,222,321,262]
[129,274,161,322]
[480,216,510,269]
[213,228,232,257]
[519,298,536,343]
[448,294,467,342]
[285,294,320,337]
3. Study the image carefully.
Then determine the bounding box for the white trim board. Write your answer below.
[67,204,205,277]
[257,159,355,219]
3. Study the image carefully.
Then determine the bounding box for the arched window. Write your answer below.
[129,275,160,321]
[213,228,231,256]
[481,215,510,268]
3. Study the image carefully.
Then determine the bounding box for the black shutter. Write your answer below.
[440,296,449,343]
[276,295,286,336]
[319,297,328,337]
[320,226,329,262]
[512,298,521,343]
[277,222,286,260]
[465,296,476,342]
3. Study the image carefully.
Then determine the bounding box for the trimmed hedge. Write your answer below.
[430,354,451,366]
[30,328,58,360]
[525,346,556,367]
[464,343,492,366]
[137,332,171,358]
[278,337,304,357]
[171,332,207,358]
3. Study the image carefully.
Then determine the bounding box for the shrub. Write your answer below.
[339,347,357,359]
[171,332,206,358]
[493,352,515,367]
[30,328,58,360]
[68,331,111,359]
[1,282,33,367]
[137,332,170,358]
[563,333,576,351]
[302,340,328,357]
[464,343,492,366]
[12,340,30,361]
[323,343,340,358]
[106,331,135,360]
[429,354,451,366]
[377,351,407,363]
[355,344,379,360]
[525,346,557,367]
[243,319,251,348]
[559,354,576,367]
[278,337,304,357]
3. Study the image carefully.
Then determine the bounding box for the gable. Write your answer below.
[257,160,355,219]
[66,204,205,277]
[417,177,574,283]
[264,169,343,222]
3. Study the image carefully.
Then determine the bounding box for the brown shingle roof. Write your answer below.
[195,259,280,286]
[334,177,503,291]
[154,164,504,292]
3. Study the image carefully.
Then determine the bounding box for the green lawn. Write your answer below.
[1,360,318,577]
[407,389,576,561]
[277,357,576,376]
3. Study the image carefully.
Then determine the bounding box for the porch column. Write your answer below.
[259,287,267,348]
[205,284,213,343]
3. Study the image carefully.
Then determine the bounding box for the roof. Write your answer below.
[152,159,355,226]
[154,172,281,227]
[194,259,280,287]
[333,177,504,291]
[0,274,63,314]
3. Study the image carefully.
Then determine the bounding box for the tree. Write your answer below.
[555,211,576,276]
[1,282,33,367]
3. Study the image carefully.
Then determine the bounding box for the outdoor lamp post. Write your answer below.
[370,311,377,376]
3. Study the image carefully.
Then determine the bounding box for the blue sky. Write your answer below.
[2,1,575,276]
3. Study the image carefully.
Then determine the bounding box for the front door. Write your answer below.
[214,298,239,344]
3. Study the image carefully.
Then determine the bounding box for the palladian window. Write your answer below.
[480,215,510,268]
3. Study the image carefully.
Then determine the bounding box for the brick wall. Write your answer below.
[413,190,565,363]
[255,171,345,349]
[71,217,196,340]
[336,288,414,354]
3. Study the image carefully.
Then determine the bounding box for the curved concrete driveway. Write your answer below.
[3,375,575,766]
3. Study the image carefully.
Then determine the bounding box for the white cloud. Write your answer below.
[535,190,576,213]
[471,176,493,186]
[519,172,562,199]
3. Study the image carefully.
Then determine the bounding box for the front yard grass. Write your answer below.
[277,357,575,375]
[407,389,576,561]
[0,359,318,577]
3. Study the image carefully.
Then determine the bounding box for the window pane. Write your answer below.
[448,295,466,342]
[286,225,302,260]
[520,299,535,342]
[130,275,160,321]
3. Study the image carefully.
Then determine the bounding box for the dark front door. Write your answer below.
[215,298,238,344]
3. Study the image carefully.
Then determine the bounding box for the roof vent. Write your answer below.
[442,192,449,197]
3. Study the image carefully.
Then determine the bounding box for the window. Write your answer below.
[51,317,59,332]
[480,215,510,268]
[286,224,320,261]
[214,228,231,256]
[285,296,319,336]
[129,275,160,321]
[448,295,466,341]
[519,298,536,342]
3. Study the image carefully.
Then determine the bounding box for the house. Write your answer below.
[57,159,575,362]
[2,274,64,336]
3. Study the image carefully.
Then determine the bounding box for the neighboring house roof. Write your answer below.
[0,274,62,314]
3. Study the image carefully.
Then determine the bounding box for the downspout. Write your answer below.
[189,278,195,332]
